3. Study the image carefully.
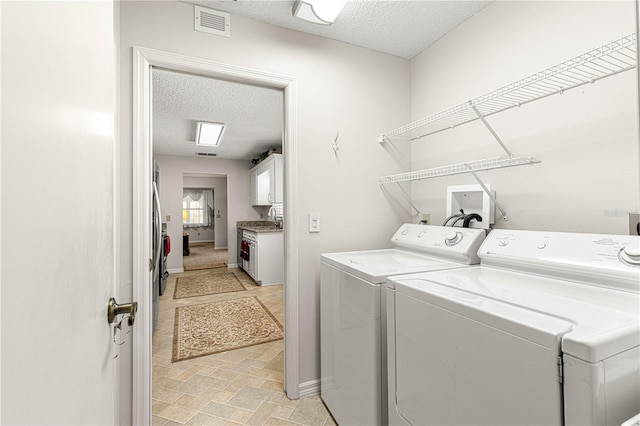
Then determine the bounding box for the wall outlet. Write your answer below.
[630,213,640,236]
[166,215,171,222]
[420,213,430,224]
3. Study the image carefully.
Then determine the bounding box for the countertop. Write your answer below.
[237,220,283,234]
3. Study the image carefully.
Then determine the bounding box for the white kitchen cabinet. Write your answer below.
[250,169,257,206]
[250,153,283,206]
[242,230,283,286]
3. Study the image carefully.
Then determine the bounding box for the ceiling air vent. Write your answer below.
[196,152,217,157]
[194,6,230,38]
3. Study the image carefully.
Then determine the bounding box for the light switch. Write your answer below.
[309,213,320,233]
[166,215,171,222]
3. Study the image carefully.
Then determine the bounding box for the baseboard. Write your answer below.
[228,263,239,268]
[298,379,321,398]
[189,239,214,244]
[214,246,228,250]
[167,268,184,274]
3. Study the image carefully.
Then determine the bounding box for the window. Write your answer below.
[182,189,213,228]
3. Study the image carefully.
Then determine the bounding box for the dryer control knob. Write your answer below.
[445,232,462,246]
[498,238,510,247]
[418,231,426,238]
[401,229,409,235]
[620,246,640,265]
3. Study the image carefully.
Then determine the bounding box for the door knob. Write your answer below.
[107,297,138,325]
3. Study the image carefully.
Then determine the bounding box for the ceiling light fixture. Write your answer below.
[292,0,347,25]
[195,121,225,146]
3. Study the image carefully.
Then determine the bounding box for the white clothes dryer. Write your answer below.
[386,229,640,426]
[320,224,486,426]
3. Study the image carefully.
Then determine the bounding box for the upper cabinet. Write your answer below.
[250,153,283,206]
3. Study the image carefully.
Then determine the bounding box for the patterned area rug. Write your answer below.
[174,272,246,299]
[172,296,284,362]
[184,262,227,271]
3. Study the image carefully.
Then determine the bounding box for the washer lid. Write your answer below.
[391,267,640,363]
[321,249,468,283]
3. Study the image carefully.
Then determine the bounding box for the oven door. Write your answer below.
[247,240,257,280]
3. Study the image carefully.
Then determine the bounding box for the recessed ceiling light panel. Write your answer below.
[196,121,225,146]
[292,0,347,25]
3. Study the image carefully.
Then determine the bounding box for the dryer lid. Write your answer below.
[478,229,640,293]
[391,267,640,363]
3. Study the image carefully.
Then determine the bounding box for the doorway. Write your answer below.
[133,47,300,425]
[182,174,228,271]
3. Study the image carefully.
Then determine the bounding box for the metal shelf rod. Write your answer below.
[378,33,636,143]
[378,156,540,184]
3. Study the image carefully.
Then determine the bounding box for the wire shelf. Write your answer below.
[379,33,637,142]
[378,156,541,184]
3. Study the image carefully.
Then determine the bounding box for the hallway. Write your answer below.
[152,267,334,425]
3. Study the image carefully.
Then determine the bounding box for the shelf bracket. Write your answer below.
[471,106,513,158]
[468,170,509,221]
[395,182,421,215]
[381,182,421,216]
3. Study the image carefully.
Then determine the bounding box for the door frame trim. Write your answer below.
[132,46,299,425]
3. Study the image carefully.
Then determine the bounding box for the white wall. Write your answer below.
[155,155,255,270]
[183,175,228,246]
[119,1,411,392]
[409,1,639,234]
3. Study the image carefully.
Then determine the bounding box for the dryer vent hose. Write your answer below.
[462,213,482,228]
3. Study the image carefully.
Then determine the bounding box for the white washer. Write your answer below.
[320,224,486,426]
[387,229,640,426]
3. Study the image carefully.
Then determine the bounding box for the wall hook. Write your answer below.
[332,131,340,153]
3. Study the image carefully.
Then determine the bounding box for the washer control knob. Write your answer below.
[620,246,640,265]
[418,231,426,238]
[537,243,547,249]
[445,231,462,246]
[401,229,409,236]
[498,238,510,247]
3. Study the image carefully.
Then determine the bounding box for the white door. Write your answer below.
[1,1,119,424]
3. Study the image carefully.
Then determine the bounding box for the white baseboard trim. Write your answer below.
[214,246,228,250]
[167,268,184,274]
[298,379,321,398]
[189,239,214,244]
[228,263,239,268]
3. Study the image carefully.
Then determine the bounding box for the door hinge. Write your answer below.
[557,356,564,383]
[149,258,153,271]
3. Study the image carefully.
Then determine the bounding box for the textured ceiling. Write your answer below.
[191,0,494,59]
[152,68,283,160]
[154,1,494,160]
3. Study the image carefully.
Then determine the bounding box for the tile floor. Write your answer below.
[153,267,335,426]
